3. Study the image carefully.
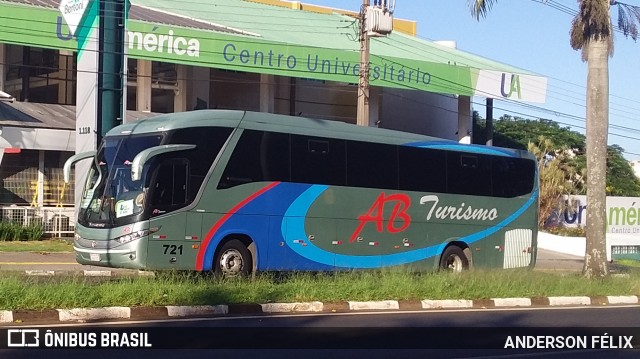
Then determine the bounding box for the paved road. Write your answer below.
[535,248,584,271]
[2,307,640,358]
[0,248,585,273]
[0,252,137,273]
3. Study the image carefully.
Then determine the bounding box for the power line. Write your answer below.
[3,0,640,156]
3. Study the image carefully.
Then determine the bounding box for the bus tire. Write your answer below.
[214,239,252,277]
[439,245,469,273]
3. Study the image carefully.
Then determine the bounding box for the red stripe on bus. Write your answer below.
[195,182,280,271]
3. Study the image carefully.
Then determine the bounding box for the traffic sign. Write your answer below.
[58,0,91,36]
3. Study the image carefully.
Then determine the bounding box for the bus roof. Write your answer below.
[107,110,440,145]
[106,110,532,158]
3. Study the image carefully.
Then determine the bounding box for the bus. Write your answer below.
[64,110,538,276]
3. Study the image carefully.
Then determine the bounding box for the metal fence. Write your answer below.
[0,206,75,238]
[0,149,75,207]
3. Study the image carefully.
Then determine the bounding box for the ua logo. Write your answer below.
[501,73,521,99]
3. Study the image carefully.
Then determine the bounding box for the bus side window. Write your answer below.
[291,135,346,186]
[218,130,290,189]
[150,160,189,209]
[447,152,492,196]
[492,157,535,198]
[398,146,446,193]
[347,140,398,189]
[169,126,232,200]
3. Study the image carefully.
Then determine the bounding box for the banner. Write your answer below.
[1,327,638,350]
[554,195,640,235]
[0,2,546,101]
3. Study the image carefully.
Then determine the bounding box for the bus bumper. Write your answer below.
[73,239,148,270]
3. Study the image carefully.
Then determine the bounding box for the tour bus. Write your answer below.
[64,110,538,276]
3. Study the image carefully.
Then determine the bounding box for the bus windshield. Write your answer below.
[79,134,163,227]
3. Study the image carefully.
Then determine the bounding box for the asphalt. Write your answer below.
[1,248,636,325]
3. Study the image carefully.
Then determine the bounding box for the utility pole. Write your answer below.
[356,0,370,126]
[485,98,493,146]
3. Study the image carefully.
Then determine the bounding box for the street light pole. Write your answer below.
[356,0,370,126]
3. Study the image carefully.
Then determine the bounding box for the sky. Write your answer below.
[306,0,640,160]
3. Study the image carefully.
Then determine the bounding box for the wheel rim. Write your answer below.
[219,249,244,276]
[444,254,463,273]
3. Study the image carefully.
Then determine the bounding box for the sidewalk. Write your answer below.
[0,251,138,275]
[0,248,583,275]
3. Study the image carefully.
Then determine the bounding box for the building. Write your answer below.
[0,0,547,235]
[630,160,640,179]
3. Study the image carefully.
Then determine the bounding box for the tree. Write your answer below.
[603,146,640,196]
[528,137,583,228]
[468,0,640,278]
[474,113,586,151]
[568,144,640,196]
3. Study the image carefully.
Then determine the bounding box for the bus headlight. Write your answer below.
[115,230,148,245]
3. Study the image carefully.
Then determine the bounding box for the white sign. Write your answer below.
[58,0,91,36]
[115,199,134,218]
[474,70,548,104]
[555,195,640,234]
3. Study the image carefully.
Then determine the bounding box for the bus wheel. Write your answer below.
[214,240,252,277]
[439,245,469,273]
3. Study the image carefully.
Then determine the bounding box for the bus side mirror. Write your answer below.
[131,144,196,181]
[63,151,97,184]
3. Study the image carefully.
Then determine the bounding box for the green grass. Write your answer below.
[0,239,72,253]
[0,269,638,311]
[616,259,640,268]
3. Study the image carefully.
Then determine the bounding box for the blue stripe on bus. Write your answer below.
[200,183,305,271]
[282,185,538,269]
[201,183,334,271]
[405,141,516,157]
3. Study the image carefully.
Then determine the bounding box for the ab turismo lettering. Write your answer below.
[419,195,499,221]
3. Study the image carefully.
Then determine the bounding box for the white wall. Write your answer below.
[0,126,74,151]
[630,160,640,179]
[537,231,639,262]
[206,72,462,141]
[379,87,459,140]
[274,78,357,123]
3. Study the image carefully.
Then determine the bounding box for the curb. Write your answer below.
[1,295,638,324]
[20,270,152,277]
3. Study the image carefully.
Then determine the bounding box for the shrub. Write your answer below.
[545,225,586,237]
[0,220,44,241]
[22,221,44,241]
[0,221,23,241]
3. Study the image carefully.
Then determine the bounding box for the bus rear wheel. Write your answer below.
[214,240,252,277]
[439,245,469,273]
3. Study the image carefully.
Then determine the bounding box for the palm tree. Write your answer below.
[468,0,640,278]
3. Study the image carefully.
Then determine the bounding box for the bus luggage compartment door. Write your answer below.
[147,212,201,270]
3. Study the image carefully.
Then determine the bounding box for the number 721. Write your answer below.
[162,244,183,255]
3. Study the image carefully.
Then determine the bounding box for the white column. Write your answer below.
[37,150,44,207]
[0,43,5,92]
[136,59,152,112]
[174,64,188,112]
[260,74,275,113]
[457,95,472,144]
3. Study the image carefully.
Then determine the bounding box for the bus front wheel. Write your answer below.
[439,245,469,273]
[214,240,252,277]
